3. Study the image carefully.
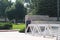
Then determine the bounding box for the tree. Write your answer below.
[0,0,12,17]
[31,0,60,17]
[0,0,12,22]
[6,4,16,20]
[16,0,24,3]
[15,2,26,20]
[6,2,27,23]
[30,0,40,15]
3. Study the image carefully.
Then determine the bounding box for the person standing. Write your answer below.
[26,17,31,32]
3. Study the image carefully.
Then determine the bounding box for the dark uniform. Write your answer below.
[26,20,31,32]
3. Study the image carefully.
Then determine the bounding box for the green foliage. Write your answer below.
[12,23,25,32]
[37,0,57,17]
[2,24,12,29]
[12,23,25,29]
[6,2,27,20]
[0,0,12,17]
[31,0,60,17]
[6,4,16,20]
[0,0,27,21]
[16,0,24,4]
[15,2,27,20]
[19,28,25,33]
[0,22,12,29]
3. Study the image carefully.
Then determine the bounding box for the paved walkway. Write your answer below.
[0,31,56,40]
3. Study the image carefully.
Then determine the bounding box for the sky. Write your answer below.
[11,0,16,2]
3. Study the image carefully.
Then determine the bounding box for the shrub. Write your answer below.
[3,24,12,29]
[0,22,12,30]
[19,28,25,33]
[0,26,4,29]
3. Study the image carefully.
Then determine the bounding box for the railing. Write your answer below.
[25,24,60,40]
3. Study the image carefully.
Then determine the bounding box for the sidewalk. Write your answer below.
[0,31,56,40]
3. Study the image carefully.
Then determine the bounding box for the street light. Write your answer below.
[57,0,59,21]
[24,2,30,13]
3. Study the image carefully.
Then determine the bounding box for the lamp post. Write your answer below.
[57,0,59,21]
[24,2,30,13]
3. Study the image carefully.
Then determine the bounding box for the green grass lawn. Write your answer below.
[12,23,25,31]
[0,22,25,32]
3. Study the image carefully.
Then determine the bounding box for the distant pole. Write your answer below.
[57,0,59,21]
